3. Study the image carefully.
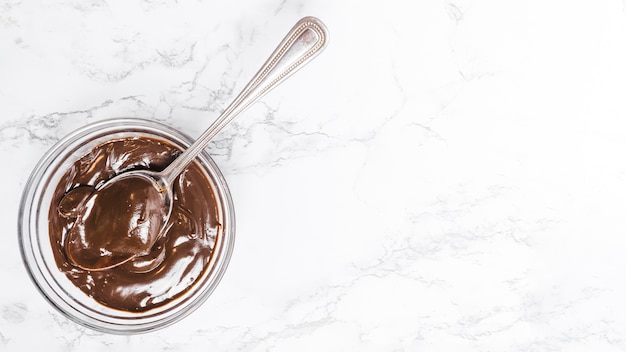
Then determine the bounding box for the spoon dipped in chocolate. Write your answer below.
[63,17,328,271]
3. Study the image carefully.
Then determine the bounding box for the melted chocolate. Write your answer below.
[64,175,166,270]
[48,137,221,312]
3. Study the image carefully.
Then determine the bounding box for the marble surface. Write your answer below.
[2,0,626,350]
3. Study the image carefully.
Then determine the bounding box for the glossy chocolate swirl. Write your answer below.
[48,137,220,312]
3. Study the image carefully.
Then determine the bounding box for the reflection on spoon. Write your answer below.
[63,16,329,271]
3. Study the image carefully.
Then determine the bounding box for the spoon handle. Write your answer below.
[163,16,329,183]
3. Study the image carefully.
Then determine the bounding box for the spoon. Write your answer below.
[64,16,329,271]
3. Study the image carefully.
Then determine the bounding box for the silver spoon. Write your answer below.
[64,17,329,271]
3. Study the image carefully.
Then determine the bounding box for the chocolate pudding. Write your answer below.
[48,136,221,312]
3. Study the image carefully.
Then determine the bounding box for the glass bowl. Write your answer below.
[18,118,235,334]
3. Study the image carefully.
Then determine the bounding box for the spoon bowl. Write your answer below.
[64,170,173,270]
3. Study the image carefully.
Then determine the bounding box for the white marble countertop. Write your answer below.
[3,0,626,350]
